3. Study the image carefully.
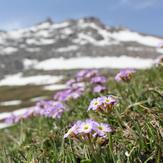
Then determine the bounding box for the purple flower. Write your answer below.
[88,97,103,111]
[95,123,112,136]
[54,86,84,102]
[37,100,65,119]
[100,95,117,112]
[85,69,98,78]
[115,69,136,82]
[101,96,117,105]
[54,89,73,101]
[76,69,98,82]
[76,70,88,78]
[91,76,107,84]
[36,100,50,109]
[88,95,117,113]
[93,85,106,93]
[78,121,94,134]
[64,120,82,138]
[64,119,112,145]
[64,119,96,139]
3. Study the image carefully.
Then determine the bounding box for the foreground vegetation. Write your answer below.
[0,67,163,163]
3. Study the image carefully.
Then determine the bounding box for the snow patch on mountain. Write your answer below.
[77,21,119,46]
[26,38,55,45]
[56,45,79,52]
[23,58,39,69]
[0,100,22,106]
[127,47,144,51]
[34,56,154,70]
[43,84,67,91]
[157,48,163,54]
[25,47,41,53]
[109,30,163,47]
[0,73,63,86]
[61,28,73,35]
[0,47,18,55]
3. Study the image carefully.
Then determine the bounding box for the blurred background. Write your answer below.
[0,0,163,119]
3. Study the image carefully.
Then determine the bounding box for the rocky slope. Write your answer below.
[0,17,163,79]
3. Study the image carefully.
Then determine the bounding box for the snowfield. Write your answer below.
[0,47,18,55]
[34,56,154,70]
[23,58,39,69]
[0,100,22,106]
[0,123,13,129]
[109,30,163,47]
[0,73,63,86]
[43,84,67,91]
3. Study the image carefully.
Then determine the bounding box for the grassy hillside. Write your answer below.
[0,85,54,112]
[0,67,162,163]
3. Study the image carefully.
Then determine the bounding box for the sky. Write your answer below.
[0,0,163,36]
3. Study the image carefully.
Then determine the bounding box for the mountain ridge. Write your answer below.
[0,16,162,79]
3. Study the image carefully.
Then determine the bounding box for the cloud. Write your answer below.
[120,0,159,9]
[0,21,23,31]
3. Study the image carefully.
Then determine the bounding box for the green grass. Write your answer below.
[0,67,163,163]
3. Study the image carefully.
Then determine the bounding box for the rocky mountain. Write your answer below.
[0,17,163,79]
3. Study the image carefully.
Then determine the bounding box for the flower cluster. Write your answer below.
[64,95,117,146]
[54,86,85,101]
[5,100,65,124]
[76,69,107,93]
[53,69,103,102]
[91,76,107,84]
[64,119,112,145]
[76,69,98,82]
[88,95,117,113]
[36,100,65,118]
[93,85,106,93]
[115,69,136,82]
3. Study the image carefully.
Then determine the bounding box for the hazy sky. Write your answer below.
[0,0,163,36]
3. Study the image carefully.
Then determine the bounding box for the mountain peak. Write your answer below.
[36,17,54,26]
[78,17,106,29]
